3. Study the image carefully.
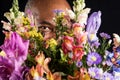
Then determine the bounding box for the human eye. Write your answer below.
[38,24,52,33]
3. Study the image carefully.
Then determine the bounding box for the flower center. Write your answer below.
[106,77,110,80]
[0,51,6,57]
[90,34,95,40]
[91,56,97,61]
[91,72,96,77]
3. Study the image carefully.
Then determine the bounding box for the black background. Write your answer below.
[0,0,120,45]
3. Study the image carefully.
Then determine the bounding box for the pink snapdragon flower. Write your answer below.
[72,45,84,61]
[72,23,87,45]
[62,36,74,54]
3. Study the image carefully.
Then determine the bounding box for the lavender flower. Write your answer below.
[100,32,111,39]
[0,32,29,79]
[76,61,82,67]
[88,67,103,79]
[86,11,102,43]
[53,9,63,14]
[113,65,120,72]
[87,52,102,66]
[116,46,120,52]
[102,72,114,80]
[95,68,103,79]
[91,41,100,48]
[88,67,97,79]
[105,60,113,66]
[113,71,120,80]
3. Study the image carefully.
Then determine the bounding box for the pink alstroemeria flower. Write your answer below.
[72,45,84,61]
[62,36,74,54]
[0,32,29,80]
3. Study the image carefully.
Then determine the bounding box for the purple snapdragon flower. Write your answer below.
[86,11,102,43]
[0,32,29,79]
[88,67,103,79]
[100,32,111,39]
[87,52,102,66]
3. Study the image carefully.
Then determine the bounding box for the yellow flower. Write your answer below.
[35,52,45,65]
[23,17,30,25]
[46,38,57,51]
[47,72,54,80]
[30,66,39,78]
[28,30,43,40]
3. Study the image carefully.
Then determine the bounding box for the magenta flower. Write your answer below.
[86,11,102,43]
[87,52,102,66]
[0,32,29,79]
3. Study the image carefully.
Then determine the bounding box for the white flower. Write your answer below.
[113,33,120,47]
[108,39,112,45]
[4,12,15,22]
[78,8,91,26]
[66,9,75,19]
[14,12,24,25]
[73,0,86,12]
[1,21,11,31]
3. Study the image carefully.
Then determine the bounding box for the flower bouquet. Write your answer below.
[1,0,120,80]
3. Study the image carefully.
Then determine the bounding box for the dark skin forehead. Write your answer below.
[25,0,71,28]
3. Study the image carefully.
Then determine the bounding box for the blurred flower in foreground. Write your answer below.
[0,32,29,80]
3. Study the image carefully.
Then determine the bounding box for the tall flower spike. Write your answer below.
[73,0,85,12]
[86,11,102,42]
[86,11,102,33]
[10,0,19,18]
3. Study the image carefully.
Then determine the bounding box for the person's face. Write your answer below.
[26,0,71,40]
